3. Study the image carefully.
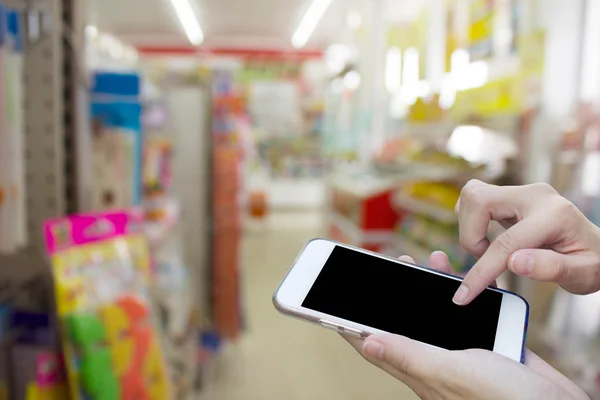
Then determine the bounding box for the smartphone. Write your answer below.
[273,239,529,363]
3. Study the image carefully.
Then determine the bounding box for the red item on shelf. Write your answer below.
[327,180,404,253]
[331,188,400,231]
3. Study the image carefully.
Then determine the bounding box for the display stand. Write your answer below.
[0,0,83,310]
[0,0,85,397]
[326,167,404,253]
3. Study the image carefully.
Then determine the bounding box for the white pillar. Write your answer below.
[427,0,446,91]
[539,0,584,118]
[526,0,585,183]
[580,0,600,102]
[366,0,387,163]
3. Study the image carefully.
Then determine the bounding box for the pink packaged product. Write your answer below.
[44,210,171,400]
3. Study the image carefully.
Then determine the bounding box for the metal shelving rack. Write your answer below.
[0,0,85,310]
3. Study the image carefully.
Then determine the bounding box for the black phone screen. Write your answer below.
[302,246,502,351]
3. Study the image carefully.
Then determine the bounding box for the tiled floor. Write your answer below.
[200,213,417,400]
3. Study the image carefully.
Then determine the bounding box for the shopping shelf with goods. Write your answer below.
[394,196,457,225]
[389,180,470,271]
[326,166,403,253]
[326,162,475,273]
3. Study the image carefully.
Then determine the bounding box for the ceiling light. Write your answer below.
[385,47,402,93]
[402,47,419,86]
[416,80,432,98]
[292,0,332,49]
[447,126,485,163]
[85,25,98,40]
[450,49,469,76]
[448,125,518,164]
[439,79,457,109]
[169,0,204,45]
[325,43,353,74]
[453,61,489,91]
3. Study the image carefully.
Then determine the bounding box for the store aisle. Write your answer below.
[200,212,417,400]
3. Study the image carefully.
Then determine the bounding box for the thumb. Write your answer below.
[509,249,600,294]
[363,334,447,379]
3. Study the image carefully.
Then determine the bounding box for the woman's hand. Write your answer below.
[453,180,600,305]
[344,252,589,400]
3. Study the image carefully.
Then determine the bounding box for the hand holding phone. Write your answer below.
[274,241,588,400]
[344,253,589,400]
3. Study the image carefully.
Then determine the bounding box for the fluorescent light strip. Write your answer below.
[169,0,204,45]
[292,0,331,49]
[385,47,402,93]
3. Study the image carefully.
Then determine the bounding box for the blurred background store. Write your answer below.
[1,0,600,398]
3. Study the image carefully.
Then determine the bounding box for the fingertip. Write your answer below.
[363,338,385,360]
[398,255,415,264]
[457,249,506,304]
[452,284,470,305]
[429,251,452,273]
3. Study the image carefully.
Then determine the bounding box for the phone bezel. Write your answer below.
[273,238,529,363]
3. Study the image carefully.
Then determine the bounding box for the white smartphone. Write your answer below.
[273,239,529,363]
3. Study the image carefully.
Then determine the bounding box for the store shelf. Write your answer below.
[327,211,392,244]
[328,162,480,200]
[379,161,480,182]
[327,172,405,198]
[394,193,457,224]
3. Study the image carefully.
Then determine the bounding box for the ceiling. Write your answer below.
[89,0,425,51]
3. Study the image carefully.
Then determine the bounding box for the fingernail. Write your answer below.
[511,253,534,275]
[364,340,385,360]
[453,284,470,305]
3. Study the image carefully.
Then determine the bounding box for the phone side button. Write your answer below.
[319,320,363,338]
[319,320,342,332]
[340,326,363,338]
